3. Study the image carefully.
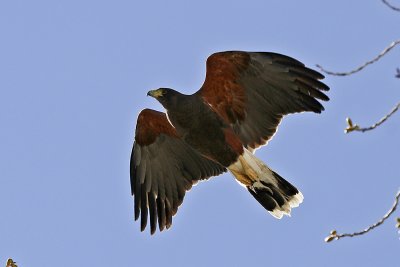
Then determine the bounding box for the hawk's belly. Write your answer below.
[167,102,244,167]
[182,127,243,167]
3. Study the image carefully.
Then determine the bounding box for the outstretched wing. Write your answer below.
[131,109,226,234]
[196,51,329,150]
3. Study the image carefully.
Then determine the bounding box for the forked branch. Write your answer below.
[316,40,400,76]
[345,102,400,133]
[325,190,400,242]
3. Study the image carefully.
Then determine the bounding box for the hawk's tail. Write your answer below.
[228,149,303,218]
[247,169,303,218]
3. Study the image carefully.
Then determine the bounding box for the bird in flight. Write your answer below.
[130,51,329,234]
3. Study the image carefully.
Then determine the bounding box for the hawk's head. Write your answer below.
[147,88,183,110]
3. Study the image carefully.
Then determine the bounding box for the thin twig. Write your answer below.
[382,0,400,11]
[325,190,400,242]
[316,40,400,76]
[345,102,400,133]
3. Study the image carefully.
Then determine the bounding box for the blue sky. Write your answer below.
[1,0,399,266]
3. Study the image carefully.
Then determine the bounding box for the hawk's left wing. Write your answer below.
[196,51,329,151]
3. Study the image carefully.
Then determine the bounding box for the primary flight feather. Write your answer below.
[130,51,329,234]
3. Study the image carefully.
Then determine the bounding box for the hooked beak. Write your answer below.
[147,89,163,98]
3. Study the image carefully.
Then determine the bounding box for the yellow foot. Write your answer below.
[230,170,253,187]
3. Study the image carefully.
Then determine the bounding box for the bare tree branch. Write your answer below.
[325,190,400,242]
[316,40,400,76]
[322,2,400,244]
[344,102,400,133]
[382,0,400,12]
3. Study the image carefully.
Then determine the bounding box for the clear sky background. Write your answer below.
[1,1,399,266]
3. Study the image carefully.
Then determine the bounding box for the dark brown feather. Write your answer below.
[157,198,166,231]
[140,186,148,232]
[148,191,157,235]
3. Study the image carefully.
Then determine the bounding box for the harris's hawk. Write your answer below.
[131,51,329,234]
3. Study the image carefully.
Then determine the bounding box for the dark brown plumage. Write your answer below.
[131,51,329,234]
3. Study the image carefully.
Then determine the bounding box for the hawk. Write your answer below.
[130,51,329,234]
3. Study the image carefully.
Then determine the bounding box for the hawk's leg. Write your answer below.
[239,155,258,182]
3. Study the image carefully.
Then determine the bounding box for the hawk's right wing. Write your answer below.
[131,109,226,234]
